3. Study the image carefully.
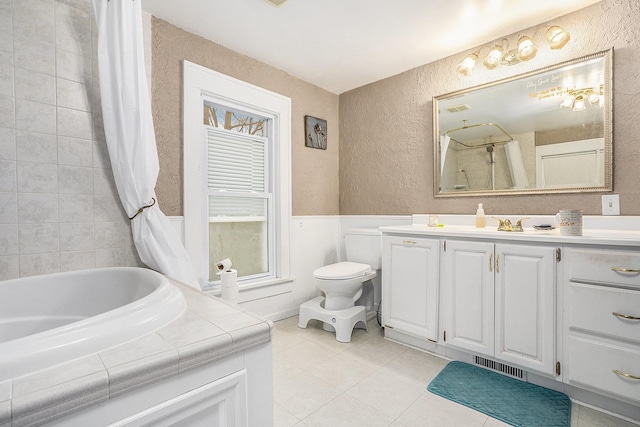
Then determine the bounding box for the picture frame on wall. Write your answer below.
[304,115,327,150]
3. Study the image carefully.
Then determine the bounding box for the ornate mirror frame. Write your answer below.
[433,49,613,197]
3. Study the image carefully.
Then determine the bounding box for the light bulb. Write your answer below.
[572,95,586,112]
[517,36,537,61]
[456,53,478,76]
[586,89,600,105]
[560,95,575,110]
[547,26,570,50]
[483,45,503,70]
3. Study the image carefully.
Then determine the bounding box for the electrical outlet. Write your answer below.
[601,194,620,215]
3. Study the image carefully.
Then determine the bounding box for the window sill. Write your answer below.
[205,276,294,303]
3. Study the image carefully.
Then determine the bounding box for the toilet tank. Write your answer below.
[344,228,382,269]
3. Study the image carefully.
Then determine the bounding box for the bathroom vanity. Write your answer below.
[380,217,640,421]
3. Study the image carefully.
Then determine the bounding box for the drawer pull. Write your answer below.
[612,311,640,321]
[611,266,640,273]
[613,369,640,380]
[403,240,417,245]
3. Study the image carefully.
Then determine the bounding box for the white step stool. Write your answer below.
[298,296,368,343]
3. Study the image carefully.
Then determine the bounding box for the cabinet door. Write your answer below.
[382,235,439,341]
[443,240,494,356]
[495,243,556,375]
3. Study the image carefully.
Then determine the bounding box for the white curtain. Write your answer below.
[91,0,199,288]
[504,140,530,189]
[440,134,450,175]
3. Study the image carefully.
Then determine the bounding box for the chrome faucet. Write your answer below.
[492,217,530,232]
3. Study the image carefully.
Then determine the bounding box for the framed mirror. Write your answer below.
[434,49,612,197]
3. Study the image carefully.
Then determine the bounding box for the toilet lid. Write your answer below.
[314,262,372,280]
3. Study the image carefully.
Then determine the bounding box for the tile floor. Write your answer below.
[272,315,638,427]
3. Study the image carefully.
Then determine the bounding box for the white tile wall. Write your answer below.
[0,0,142,280]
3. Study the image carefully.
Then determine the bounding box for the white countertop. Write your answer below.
[379,224,640,247]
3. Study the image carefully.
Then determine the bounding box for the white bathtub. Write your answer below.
[0,267,186,381]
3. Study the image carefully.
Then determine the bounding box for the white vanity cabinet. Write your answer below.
[382,235,439,342]
[443,240,557,375]
[564,246,640,404]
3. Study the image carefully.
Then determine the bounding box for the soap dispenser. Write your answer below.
[476,203,486,228]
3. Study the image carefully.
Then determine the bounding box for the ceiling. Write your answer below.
[141,0,601,94]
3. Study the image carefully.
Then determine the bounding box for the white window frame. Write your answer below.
[183,61,292,299]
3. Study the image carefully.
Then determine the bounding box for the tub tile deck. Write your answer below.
[4,280,272,426]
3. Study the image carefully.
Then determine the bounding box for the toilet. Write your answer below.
[298,228,381,342]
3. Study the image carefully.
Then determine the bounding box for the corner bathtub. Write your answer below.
[0,267,187,382]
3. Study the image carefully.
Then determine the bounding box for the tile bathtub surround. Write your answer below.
[2,281,272,426]
[0,0,143,280]
[272,317,640,427]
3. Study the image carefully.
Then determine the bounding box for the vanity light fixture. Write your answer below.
[560,86,603,112]
[456,25,570,76]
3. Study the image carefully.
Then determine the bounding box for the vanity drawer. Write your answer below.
[568,283,640,343]
[568,248,640,288]
[567,336,640,403]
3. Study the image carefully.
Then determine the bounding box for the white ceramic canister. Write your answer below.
[555,209,583,236]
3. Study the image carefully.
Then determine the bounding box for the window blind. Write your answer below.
[207,128,266,193]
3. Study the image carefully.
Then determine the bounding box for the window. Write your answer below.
[183,61,291,297]
[204,102,271,282]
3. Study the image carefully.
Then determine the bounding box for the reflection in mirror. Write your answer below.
[434,49,612,197]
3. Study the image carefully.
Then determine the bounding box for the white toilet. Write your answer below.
[298,228,381,342]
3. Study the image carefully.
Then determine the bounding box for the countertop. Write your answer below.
[379,224,640,247]
[0,280,272,427]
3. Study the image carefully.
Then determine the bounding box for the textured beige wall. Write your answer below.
[339,0,640,215]
[151,18,339,216]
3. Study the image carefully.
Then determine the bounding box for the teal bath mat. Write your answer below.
[427,361,571,427]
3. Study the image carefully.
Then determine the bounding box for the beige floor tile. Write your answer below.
[274,401,300,427]
[308,353,377,391]
[273,357,304,385]
[273,372,342,420]
[346,370,425,419]
[272,328,308,354]
[342,334,408,370]
[396,392,488,427]
[302,393,394,427]
[378,347,449,388]
[278,340,340,371]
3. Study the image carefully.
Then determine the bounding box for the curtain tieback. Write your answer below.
[129,198,156,220]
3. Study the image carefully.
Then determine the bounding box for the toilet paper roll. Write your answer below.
[221,284,239,301]
[219,269,239,303]
[216,258,232,273]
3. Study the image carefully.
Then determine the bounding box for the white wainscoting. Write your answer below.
[167,215,412,321]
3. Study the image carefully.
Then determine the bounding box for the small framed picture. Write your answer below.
[304,115,327,150]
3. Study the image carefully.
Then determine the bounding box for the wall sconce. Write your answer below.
[560,86,603,112]
[456,25,570,76]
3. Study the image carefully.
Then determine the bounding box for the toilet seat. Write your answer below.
[313,261,372,280]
